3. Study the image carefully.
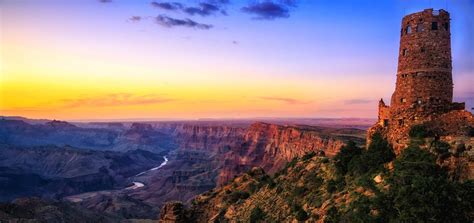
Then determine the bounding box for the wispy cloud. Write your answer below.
[260,96,309,105]
[184,3,221,16]
[151,2,184,11]
[98,0,112,3]
[128,16,142,22]
[344,99,373,105]
[242,0,297,20]
[155,15,213,29]
[61,93,176,108]
[151,1,229,16]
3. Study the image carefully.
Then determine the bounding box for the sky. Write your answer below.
[1,0,473,121]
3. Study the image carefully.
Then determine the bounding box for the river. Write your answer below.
[65,155,169,202]
[126,155,169,190]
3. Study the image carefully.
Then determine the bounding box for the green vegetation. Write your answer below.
[468,126,474,137]
[295,208,309,221]
[326,177,344,193]
[409,124,435,138]
[301,152,317,161]
[324,206,341,223]
[334,141,361,175]
[287,157,298,168]
[334,133,394,176]
[430,140,451,159]
[386,146,471,222]
[249,207,266,223]
[338,143,472,223]
[226,190,250,203]
[290,203,309,221]
[206,130,472,223]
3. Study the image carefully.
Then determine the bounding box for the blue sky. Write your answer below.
[1,0,473,120]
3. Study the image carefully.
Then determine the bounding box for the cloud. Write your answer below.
[98,0,112,3]
[155,15,213,29]
[242,1,297,20]
[260,96,309,105]
[128,16,142,22]
[184,3,221,16]
[344,99,373,105]
[151,2,184,11]
[61,93,176,108]
[151,1,229,17]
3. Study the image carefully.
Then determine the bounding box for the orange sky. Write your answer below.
[1,0,472,120]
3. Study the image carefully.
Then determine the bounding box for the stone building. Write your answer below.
[369,9,474,153]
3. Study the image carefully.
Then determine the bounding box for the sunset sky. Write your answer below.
[1,0,473,121]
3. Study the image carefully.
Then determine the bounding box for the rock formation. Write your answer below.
[216,122,365,184]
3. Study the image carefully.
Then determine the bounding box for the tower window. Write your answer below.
[421,47,425,53]
[401,98,407,103]
[417,98,422,104]
[402,49,408,56]
[405,25,412,34]
[432,22,438,30]
[416,24,423,32]
[398,119,404,126]
[444,23,449,31]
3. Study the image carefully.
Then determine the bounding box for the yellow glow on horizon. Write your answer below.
[1,37,384,120]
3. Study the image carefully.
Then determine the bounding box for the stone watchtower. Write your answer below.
[370,9,474,153]
[392,9,453,116]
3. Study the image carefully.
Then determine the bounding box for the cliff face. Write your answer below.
[217,122,365,184]
[170,124,246,153]
[90,122,363,220]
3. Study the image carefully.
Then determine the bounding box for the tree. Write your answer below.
[334,141,362,175]
[249,207,266,223]
[348,132,394,176]
[387,146,471,222]
[409,124,434,138]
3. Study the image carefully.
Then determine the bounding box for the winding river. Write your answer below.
[126,156,169,190]
[66,156,169,202]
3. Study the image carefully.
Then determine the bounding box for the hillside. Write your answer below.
[160,133,473,222]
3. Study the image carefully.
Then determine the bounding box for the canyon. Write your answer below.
[0,116,366,220]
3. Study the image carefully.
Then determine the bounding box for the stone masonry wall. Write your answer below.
[368,9,474,154]
[391,9,452,116]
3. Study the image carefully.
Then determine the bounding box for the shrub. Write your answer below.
[290,203,309,221]
[409,124,434,138]
[286,157,298,168]
[326,179,337,193]
[431,140,451,159]
[305,172,324,188]
[249,207,266,223]
[227,190,250,203]
[302,152,316,161]
[326,177,344,193]
[295,208,309,221]
[334,141,362,175]
[310,196,323,208]
[387,145,471,222]
[455,143,466,156]
[468,126,474,137]
[343,195,377,223]
[348,132,394,175]
[293,186,307,197]
[321,157,329,163]
[324,206,340,223]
